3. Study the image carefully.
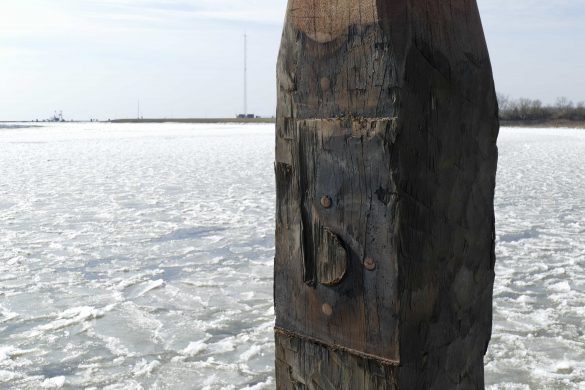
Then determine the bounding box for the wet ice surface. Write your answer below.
[0,123,275,389]
[0,124,584,389]
[486,128,585,389]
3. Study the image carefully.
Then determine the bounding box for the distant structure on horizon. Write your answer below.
[237,34,254,119]
[137,99,143,120]
[237,114,256,119]
[47,111,65,122]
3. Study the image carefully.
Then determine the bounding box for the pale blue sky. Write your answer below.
[0,0,583,121]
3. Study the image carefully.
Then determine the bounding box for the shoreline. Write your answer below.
[500,119,585,129]
[0,118,276,125]
[2,118,584,129]
[109,117,276,124]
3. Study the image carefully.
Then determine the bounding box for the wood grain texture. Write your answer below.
[316,228,348,286]
[289,0,378,43]
[275,0,499,388]
[275,117,401,362]
[276,331,398,390]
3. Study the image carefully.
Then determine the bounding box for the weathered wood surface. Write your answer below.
[276,330,398,389]
[275,0,499,388]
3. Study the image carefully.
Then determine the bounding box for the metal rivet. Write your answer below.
[320,77,330,91]
[320,195,332,209]
[364,257,376,271]
[322,303,333,316]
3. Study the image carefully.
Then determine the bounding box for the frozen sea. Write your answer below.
[0,123,584,389]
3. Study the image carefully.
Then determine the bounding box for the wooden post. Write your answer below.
[274,0,499,388]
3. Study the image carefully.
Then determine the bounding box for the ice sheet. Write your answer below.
[0,123,275,389]
[1,123,583,388]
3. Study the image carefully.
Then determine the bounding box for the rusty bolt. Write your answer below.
[320,195,332,209]
[364,257,376,271]
[322,303,333,317]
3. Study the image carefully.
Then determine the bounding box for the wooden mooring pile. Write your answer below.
[274,0,499,388]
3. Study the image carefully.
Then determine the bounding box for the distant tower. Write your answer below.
[244,33,248,118]
[137,99,141,120]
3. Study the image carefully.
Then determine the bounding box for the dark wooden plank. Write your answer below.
[275,117,401,362]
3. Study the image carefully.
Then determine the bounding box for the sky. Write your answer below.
[0,0,583,121]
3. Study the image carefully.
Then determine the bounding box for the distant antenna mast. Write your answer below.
[244,33,248,117]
